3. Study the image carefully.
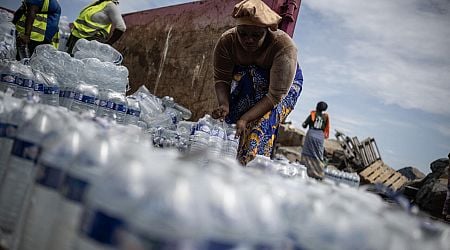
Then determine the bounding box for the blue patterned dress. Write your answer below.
[225,65,303,165]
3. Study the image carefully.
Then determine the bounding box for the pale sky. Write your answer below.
[2,0,449,174]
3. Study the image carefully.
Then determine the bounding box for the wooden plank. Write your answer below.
[372,139,382,162]
[358,145,368,166]
[360,160,383,178]
[366,166,387,182]
[390,176,408,191]
[384,173,403,187]
[361,161,384,177]
[373,168,395,183]
[367,141,376,163]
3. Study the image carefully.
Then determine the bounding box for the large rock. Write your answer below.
[276,146,302,162]
[415,158,449,217]
[276,123,305,147]
[430,158,449,173]
[397,166,426,181]
[324,139,343,156]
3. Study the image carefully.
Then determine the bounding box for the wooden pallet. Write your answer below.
[359,160,408,191]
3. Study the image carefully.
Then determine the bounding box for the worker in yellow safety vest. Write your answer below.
[66,0,126,55]
[13,0,61,59]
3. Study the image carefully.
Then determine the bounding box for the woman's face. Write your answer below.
[236,25,267,52]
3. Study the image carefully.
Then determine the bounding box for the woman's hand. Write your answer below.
[212,104,229,121]
[236,119,248,138]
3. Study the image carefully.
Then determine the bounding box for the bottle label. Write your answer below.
[106,101,115,109]
[0,123,18,139]
[35,163,64,190]
[59,90,65,98]
[115,104,127,113]
[61,174,89,203]
[22,79,34,89]
[74,93,96,104]
[82,95,96,104]
[127,109,140,117]
[198,124,211,134]
[14,76,24,86]
[11,138,40,163]
[211,128,225,139]
[34,83,44,92]
[1,73,15,84]
[64,90,74,98]
[80,209,125,246]
[167,112,177,124]
[99,100,108,108]
[44,86,60,95]
[74,92,82,101]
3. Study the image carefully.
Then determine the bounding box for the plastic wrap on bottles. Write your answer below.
[73,39,123,65]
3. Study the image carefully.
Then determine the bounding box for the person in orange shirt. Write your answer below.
[301,101,330,180]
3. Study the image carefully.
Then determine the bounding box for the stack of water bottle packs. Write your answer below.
[0,10,16,60]
[324,167,361,187]
[0,93,449,250]
[0,23,449,250]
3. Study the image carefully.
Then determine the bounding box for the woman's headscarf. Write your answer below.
[232,0,282,31]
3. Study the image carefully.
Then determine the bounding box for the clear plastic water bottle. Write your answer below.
[0,99,36,185]
[0,109,60,235]
[110,91,128,124]
[32,69,45,102]
[41,72,60,106]
[190,115,212,155]
[134,88,164,119]
[0,60,18,93]
[0,22,17,60]
[162,96,192,120]
[70,82,99,115]
[125,96,141,126]
[17,44,30,61]
[18,128,83,250]
[105,64,128,92]
[223,124,239,159]
[73,152,149,250]
[12,63,34,100]
[58,59,84,108]
[49,134,113,250]
[95,88,114,120]
[208,120,226,158]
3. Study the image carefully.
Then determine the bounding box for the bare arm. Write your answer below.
[106,29,124,45]
[302,115,312,128]
[105,3,126,44]
[21,4,40,43]
[212,34,234,119]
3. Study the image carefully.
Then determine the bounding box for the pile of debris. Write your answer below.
[275,123,449,220]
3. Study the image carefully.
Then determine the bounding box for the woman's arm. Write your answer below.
[212,34,234,120]
[212,82,230,120]
[302,115,311,128]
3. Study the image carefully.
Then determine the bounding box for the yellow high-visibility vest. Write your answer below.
[51,31,59,48]
[16,0,50,42]
[71,1,112,40]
